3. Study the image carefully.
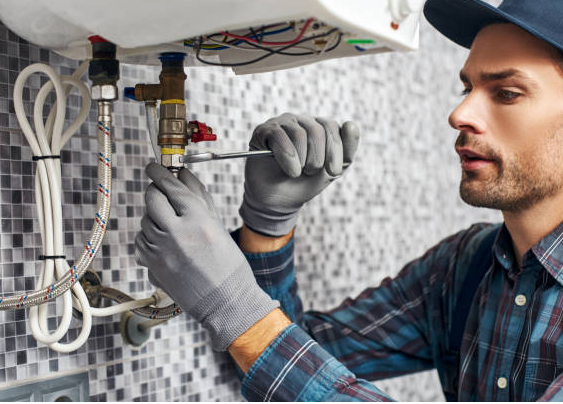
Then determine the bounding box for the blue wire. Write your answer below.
[185,25,294,51]
[256,25,293,38]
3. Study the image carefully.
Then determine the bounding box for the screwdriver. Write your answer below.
[181,150,273,163]
[181,150,351,169]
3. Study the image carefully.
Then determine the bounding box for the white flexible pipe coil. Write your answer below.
[10,61,181,352]
[11,62,111,351]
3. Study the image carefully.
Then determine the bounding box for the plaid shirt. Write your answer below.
[233,221,563,401]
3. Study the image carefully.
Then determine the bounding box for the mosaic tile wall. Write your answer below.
[0,12,502,403]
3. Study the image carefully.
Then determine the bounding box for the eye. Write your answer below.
[460,87,471,96]
[497,89,521,101]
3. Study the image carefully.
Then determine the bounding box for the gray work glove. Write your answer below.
[239,113,360,236]
[135,163,279,351]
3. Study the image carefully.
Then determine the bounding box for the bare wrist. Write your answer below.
[239,224,294,253]
[228,308,292,373]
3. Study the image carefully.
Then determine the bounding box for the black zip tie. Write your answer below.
[32,155,61,161]
[38,255,66,261]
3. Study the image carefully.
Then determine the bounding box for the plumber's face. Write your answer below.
[449,23,563,212]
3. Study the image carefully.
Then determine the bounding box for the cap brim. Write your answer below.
[423,0,563,52]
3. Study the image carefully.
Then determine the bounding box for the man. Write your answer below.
[135,0,563,400]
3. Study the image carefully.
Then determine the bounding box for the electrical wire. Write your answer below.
[195,28,342,67]
[184,25,295,51]
[230,29,342,56]
[219,18,315,46]
[184,41,229,50]
[204,36,317,53]
[245,25,294,40]
[258,22,291,31]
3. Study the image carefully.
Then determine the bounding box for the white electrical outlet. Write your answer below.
[0,372,89,402]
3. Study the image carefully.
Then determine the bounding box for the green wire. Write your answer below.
[346,39,376,45]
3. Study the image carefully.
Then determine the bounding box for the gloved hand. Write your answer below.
[239,113,361,237]
[135,163,279,351]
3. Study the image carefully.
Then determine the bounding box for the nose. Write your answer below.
[448,92,487,134]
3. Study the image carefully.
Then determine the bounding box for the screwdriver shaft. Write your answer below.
[214,150,273,160]
[182,150,350,168]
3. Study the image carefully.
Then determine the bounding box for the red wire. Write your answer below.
[219,18,315,46]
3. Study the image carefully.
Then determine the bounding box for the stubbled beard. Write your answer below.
[459,159,561,212]
[456,134,563,212]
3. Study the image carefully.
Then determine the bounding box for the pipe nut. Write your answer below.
[91,84,118,101]
[160,103,186,118]
[161,153,184,169]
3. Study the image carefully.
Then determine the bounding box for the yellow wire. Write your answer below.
[184,40,225,50]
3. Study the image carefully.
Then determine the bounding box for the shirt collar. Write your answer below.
[531,220,563,285]
[493,220,563,286]
[492,224,514,271]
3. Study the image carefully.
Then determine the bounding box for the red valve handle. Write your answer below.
[88,35,110,44]
[189,120,217,143]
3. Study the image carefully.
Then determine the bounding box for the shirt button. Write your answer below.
[515,294,527,306]
[497,377,508,389]
[502,253,507,259]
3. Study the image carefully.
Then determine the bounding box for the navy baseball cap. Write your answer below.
[423,0,563,53]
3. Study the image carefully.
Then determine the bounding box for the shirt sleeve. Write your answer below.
[241,323,394,401]
[231,228,304,324]
[232,224,490,401]
[233,227,445,378]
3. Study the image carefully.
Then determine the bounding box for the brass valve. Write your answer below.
[129,53,188,152]
[124,53,218,171]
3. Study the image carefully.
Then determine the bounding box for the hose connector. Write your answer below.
[88,35,119,101]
